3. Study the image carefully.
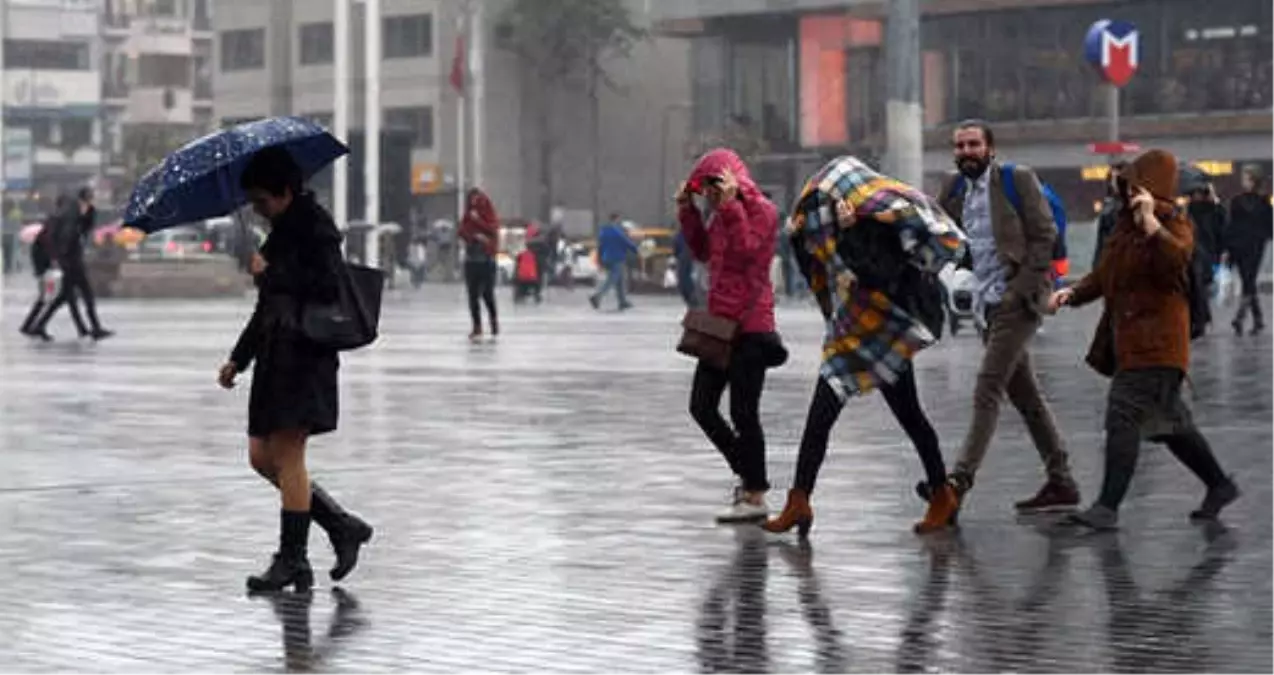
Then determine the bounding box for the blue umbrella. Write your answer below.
[122,116,348,233]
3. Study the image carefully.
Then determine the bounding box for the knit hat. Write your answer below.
[1125,149,1179,204]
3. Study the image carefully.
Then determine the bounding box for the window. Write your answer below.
[3,40,91,70]
[60,119,93,150]
[299,23,334,65]
[301,111,333,129]
[384,106,434,149]
[220,29,265,71]
[150,0,181,17]
[383,14,433,59]
[138,54,191,88]
[222,116,262,128]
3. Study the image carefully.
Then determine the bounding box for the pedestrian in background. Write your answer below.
[218,147,373,593]
[678,148,787,523]
[459,188,501,341]
[1224,166,1273,336]
[20,195,87,341]
[589,212,637,311]
[1051,149,1239,530]
[1092,162,1128,269]
[29,189,112,341]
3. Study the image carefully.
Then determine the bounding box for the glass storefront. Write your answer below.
[921,0,1272,124]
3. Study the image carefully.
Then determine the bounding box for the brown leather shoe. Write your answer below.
[915,483,959,534]
[762,489,814,537]
[1014,480,1080,513]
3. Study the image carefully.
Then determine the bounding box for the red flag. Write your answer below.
[449,35,466,95]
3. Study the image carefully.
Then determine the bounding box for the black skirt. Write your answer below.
[247,311,340,439]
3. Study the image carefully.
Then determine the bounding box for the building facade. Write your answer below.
[2,0,103,204]
[653,0,1273,220]
[100,0,216,205]
[211,0,692,233]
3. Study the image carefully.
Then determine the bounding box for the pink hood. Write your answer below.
[686,148,765,204]
[677,147,778,335]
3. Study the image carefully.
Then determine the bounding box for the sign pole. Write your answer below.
[1107,83,1120,165]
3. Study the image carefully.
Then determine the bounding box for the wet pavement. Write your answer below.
[0,283,1269,672]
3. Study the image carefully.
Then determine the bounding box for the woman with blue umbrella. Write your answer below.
[216,147,373,593]
[125,118,373,593]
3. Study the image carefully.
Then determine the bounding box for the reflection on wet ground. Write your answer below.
[0,286,1268,671]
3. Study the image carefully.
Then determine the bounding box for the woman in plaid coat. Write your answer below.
[763,157,967,537]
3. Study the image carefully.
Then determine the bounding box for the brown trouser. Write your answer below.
[953,301,1072,487]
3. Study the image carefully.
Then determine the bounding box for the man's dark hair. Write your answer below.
[77,186,94,202]
[954,119,995,147]
[609,212,620,221]
[240,146,302,197]
[1110,160,1128,173]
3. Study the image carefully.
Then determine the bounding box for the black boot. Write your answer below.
[309,484,374,581]
[247,510,314,594]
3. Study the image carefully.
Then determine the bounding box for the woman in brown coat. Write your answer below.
[1049,149,1238,530]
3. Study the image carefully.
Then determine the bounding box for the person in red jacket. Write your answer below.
[677,148,787,524]
[458,188,501,341]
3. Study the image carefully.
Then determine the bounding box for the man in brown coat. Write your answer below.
[1050,149,1238,530]
[927,120,1078,517]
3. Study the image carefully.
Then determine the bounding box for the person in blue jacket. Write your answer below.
[589,212,638,311]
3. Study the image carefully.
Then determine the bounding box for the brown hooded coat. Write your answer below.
[1068,149,1194,375]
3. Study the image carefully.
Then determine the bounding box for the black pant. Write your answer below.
[464,260,498,333]
[689,342,770,492]
[32,267,96,335]
[1232,256,1265,328]
[1096,367,1228,511]
[793,366,945,494]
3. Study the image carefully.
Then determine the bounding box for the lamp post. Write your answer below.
[363,0,381,270]
[333,0,349,239]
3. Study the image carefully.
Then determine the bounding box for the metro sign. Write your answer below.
[1084,20,1139,88]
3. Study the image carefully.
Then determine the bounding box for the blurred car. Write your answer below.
[629,226,676,281]
[559,241,599,284]
[136,226,214,261]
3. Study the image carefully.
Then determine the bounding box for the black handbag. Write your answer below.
[302,263,385,351]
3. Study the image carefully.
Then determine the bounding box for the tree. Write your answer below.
[120,125,196,190]
[495,0,645,225]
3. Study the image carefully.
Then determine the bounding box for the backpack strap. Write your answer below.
[1000,162,1024,217]
[945,174,968,202]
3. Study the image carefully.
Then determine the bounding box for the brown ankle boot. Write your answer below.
[914,483,958,534]
[762,489,814,537]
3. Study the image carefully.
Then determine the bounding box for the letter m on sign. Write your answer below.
[1085,20,1140,88]
[1102,30,1139,88]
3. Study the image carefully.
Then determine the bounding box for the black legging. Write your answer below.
[794,365,945,494]
[1232,255,1265,328]
[689,340,770,492]
[464,260,498,333]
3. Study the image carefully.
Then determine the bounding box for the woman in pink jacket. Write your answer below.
[677,148,786,523]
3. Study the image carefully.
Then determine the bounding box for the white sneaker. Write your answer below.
[715,485,768,524]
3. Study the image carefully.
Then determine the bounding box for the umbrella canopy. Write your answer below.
[18,223,43,245]
[122,116,348,233]
[1179,164,1211,195]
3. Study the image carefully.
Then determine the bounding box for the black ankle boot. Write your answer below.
[247,510,314,593]
[309,484,374,582]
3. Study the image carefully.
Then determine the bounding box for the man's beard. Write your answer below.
[956,155,990,180]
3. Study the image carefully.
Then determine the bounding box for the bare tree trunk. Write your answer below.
[538,87,555,223]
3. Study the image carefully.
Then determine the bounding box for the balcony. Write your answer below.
[103,79,131,104]
[127,87,195,125]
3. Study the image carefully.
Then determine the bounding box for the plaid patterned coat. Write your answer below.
[790,157,967,401]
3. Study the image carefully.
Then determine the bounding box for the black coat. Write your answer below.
[1225,192,1273,267]
[230,193,344,438]
[1186,200,1226,271]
